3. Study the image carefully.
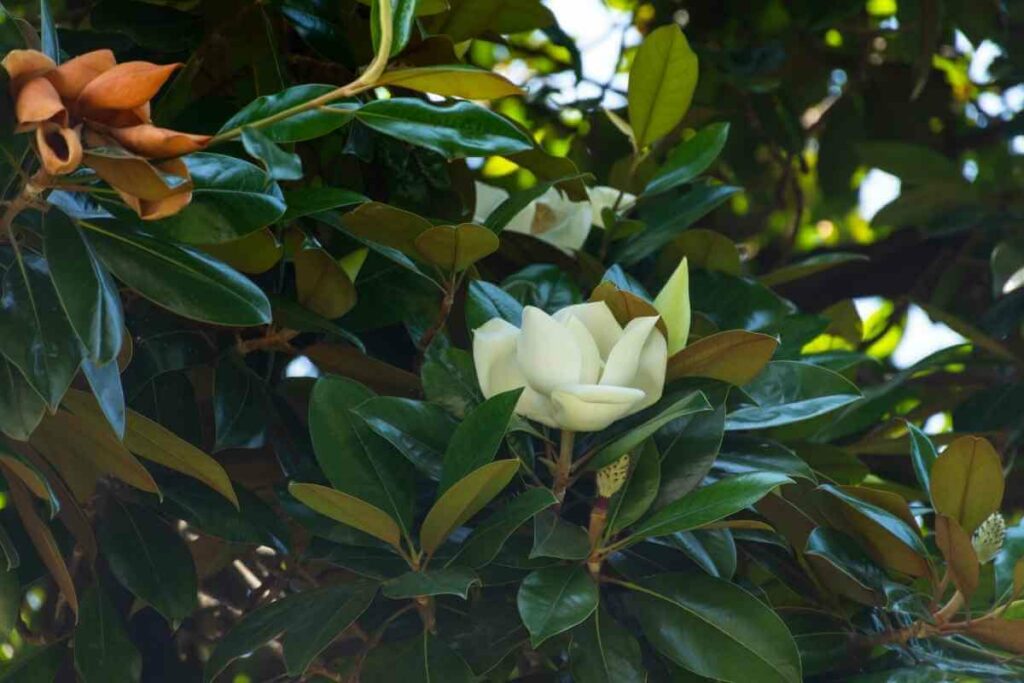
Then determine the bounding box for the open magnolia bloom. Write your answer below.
[2,49,211,219]
[473,302,667,432]
[474,182,636,252]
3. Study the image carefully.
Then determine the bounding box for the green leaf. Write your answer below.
[530,508,589,560]
[628,25,699,148]
[39,0,59,62]
[627,573,802,683]
[804,527,887,597]
[373,0,417,56]
[353,397,456,480]
[857,141,963,184]
[99,500,197,623]
[376,65,523,99]
[0,568,18,635]
[674,228,742,275]
[308,376,416,534]
[607,440,661,533]
[440,388,521,494]
[725,361,862,430]
[624,472,792,546]
[517,564,598,646]
[759,253,869,288]
[420,459,520,555]
[654,382,728,507]
[465,279,523,330]
[218,84,355,142]
[74,586,142,683]
[204,582,376,681]
[615,183,740,265]
[281,186,366,221]
[0,250,83,411]
[0,643,64,682]
[160,477,288,551]
[145,153,287,244]
[414,223,500,272]
[0,357,46,440]
[383,567,480,599]
[241,126,303,181]
[355,98,534,159]
[82,220,271,327]
[906,421,938,497]
[587,390,711,470]
[362,631,474,683]
[293,246,356,319]
[434,0,554,43]
[714,436,815,482]
[569,608,645,683]
[662,529,737,579]
[212,357,267,452]
[929,435,1004,533]
[288,482,403,550]
[45,211,123,365]
[690,269,797,332]
[421,345,481,418]
[645,122,730,196]
[450,487,557,568]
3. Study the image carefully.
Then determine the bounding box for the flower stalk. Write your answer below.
[552,430,576,504]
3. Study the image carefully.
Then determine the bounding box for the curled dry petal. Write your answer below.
[113,158,193,220]
[106,124,211,158]
[35,123,83,175]
[46,49,116,101]
[14,77,67,129]
[83,147,192,201]
[77,61,180,114]
[1,49,56,93]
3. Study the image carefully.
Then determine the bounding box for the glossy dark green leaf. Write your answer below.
[628,573,802,683]
[804,527,887,595]
[146,153,287,244]
[435,0,554,43]
[714,436,815,482]
[421,345,481,418]
[45,211,123,365]
[218,84,356,142]
[362,631,474,683]
[906,421,938,496]
[372,0,417,55]
[0,253,80,408]
[308,376,416,535]
[161,477,287,551]
[645,122,730,196]
[281,186,366,221]
[450,487,557,568]
[39,0,58,62]
[241,127,303,181]
[725,361,861,430]
[587,391,711,470]
[353,397,456,480]
[355,98,534,159]
[74,586,142,683]
[306,539,408,580]
[569,608,645,683]
[213,357,267,452]
[817,484,931,564]
[607,440,661,534]
[615,183,739,265]
[0,357,46,440]
[624,472,792,546]
[466,279,523,330]
[383,567,480,599]
[440,388,521,494]
[654,386,728,508]
[83,220,272,326]
[99,500,197,623]
[437,595,527,675]
[517,564,598,646]
[530,509,590,560]
[690,269,797,331]
[204,582,376,681]
[779,610,853,678]
[661,529,737,579]
[0,642,64,682]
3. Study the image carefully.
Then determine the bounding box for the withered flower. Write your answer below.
[2,49,211,219]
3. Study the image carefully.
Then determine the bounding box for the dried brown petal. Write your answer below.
[106,124,211,158]
[114,159,193,220]
[1,49,56,94]
[35,123,83,175]
[46,49,116,101]
[84,147,192,202]
[77,61,180,114]
[14,77,67,129]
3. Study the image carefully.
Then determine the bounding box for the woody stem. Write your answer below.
[208,0,393,145]
[552,430,576,505]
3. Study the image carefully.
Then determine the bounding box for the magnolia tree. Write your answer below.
[1,0,1024,681]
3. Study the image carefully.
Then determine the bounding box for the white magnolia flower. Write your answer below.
[472,301,667,432]
[474,182,635,252]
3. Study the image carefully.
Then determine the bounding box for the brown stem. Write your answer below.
[415,277,457,358]
[587,497,609,578]
[236,327,300,355]
[934,590,965,624]
[552,430,576,505]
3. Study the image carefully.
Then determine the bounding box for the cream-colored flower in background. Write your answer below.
[474,181,636,252]
[472,301,667,432]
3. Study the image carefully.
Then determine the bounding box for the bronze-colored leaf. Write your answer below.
[303,343,420,398]
[929,435,1004,533]
[294,247,357,319]
[934,514,979,600]
[413,223,499,272]
[964,618,1024,654]
[340,201,431,256]
[666,329,778,384]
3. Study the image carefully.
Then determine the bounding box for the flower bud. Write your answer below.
[653,257,691,355]
[596,454,631,498]
[972,512,1006,564]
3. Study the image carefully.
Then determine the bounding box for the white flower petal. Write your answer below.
[588,185,636,227]
[653,256,691,355]
[600,316,659,387]
[516,387,559,428]
[564,316,602,384]
[517,306,582,394]
[528,187,592,251]
[554,301,623,359]
[473,181,510,223]
[472,318,523,398]
[633,329,668,411]
[551,384,645,432]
